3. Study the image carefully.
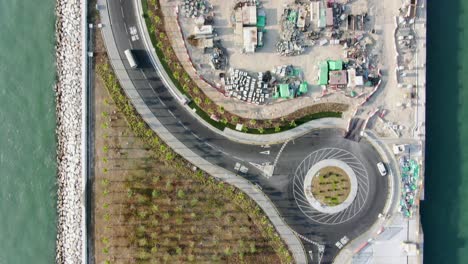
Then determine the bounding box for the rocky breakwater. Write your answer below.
[55,0,84,263]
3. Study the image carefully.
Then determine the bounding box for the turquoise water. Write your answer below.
[0,0,57,263]
[421,0,468,263]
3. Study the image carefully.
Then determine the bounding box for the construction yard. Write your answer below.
[158,0,424,139]
[177,0,379,104]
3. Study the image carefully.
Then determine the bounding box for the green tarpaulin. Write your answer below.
[257,15,266,28]
[278,84,291,98]
[318,61,329,85]
[288,11,297,23]
[328,60,343,71]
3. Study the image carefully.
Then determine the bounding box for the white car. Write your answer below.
[377,162,387,176]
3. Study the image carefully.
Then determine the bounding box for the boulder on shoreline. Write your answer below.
[54,0,85,263]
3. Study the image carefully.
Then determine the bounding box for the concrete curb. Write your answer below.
[223,118,346,145]
[100,1,308,263]
[82,0,88,263]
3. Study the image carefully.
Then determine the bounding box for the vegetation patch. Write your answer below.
[93,44,293,263]
[141,0,347,134]
[311,167,351,206]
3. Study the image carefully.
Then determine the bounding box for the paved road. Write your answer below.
[99,0,389,262]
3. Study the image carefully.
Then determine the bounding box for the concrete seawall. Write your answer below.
[54,0,85,263]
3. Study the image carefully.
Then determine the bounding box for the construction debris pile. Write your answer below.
[272,65,308,99]
[396,26,416,52]
[276,0,375,55]
[276,6,306,56]
[182,0,213,18]
[399,157,420,218]
[210,45,227,70]
[223,68,271,104]
[393,1,419,111]
[182,0,231,71]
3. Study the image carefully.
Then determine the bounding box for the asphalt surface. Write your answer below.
[104,0,389,262]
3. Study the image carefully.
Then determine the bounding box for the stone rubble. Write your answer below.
[55,0,84,263]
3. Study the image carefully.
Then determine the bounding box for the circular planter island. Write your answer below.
[303,159,358,214]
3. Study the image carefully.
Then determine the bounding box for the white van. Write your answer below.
[124,49,138,69]
[377,162,387,176]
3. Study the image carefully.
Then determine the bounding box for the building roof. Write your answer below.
[326,8,333,26]
[242,5,257,25]
[329,70,348,85]
[310,1,320,24]
[318,61,329,85]
[347,68,356,87]
[243,26,258,53]
[318,5,326,28]
[328,60,343,71]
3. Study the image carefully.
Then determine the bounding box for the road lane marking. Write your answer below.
[124,22,128,34]
[190,132,201,140]
[177,121,189,131]
[273,140,289,167]
[167,109,176,118]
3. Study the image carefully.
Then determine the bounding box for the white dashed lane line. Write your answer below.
[167,109,176,118]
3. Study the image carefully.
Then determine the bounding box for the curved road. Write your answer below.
[101,0,389,262]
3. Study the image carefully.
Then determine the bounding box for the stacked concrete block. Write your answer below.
[224,69,269,104]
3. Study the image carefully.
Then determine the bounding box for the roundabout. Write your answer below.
[293,148,370,225]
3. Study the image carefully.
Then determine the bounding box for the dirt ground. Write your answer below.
[355,0,416,138]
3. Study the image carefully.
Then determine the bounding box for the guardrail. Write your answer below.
[82,0,88,263]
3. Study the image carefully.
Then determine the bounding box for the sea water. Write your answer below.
[0,0,57,263]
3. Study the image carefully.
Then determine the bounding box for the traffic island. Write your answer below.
[310,166,351,207]
[303,159,358,214]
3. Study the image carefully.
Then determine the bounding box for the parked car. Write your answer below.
[377,162,387,176]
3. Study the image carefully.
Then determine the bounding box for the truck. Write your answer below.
[124,49,137,69]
